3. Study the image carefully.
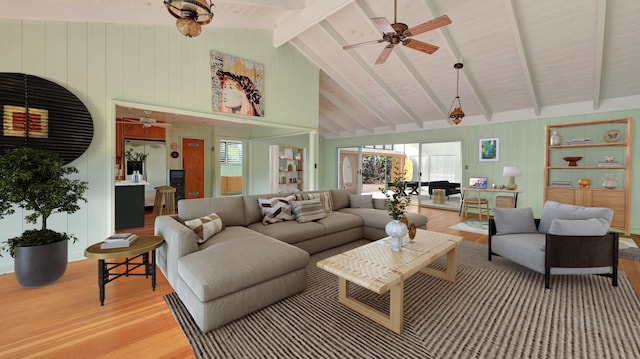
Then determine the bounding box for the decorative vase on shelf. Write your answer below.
[550,131,563,146]
[603,174,617,189]
[385,220,408,252]
[131,170,141,182]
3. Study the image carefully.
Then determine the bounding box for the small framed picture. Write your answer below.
[479,137,499,162]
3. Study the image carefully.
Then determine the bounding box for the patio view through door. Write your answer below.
[418,141,463,209]
[338,142,462,210]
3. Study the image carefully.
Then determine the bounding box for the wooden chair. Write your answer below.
[153,186,176,217]
[462,195,490,220]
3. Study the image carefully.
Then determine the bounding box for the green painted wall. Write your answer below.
[321,110,639,233]
[0,19,318,273]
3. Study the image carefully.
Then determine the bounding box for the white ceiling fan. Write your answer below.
[117,110,175,129]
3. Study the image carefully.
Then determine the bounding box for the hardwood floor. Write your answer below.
[1,206,638,358]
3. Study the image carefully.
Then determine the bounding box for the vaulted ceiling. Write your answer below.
[4,0,640,139]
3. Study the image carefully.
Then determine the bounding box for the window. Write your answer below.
[220,140,243,164]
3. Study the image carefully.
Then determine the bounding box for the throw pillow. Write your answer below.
[258,195,296,225]
[349,194,374,208]
[492,207,538,235]
[548,218,611,236]
[538,201,614,234]
[295,192,333,213]
[373,198,387,210]
[184,212,225,244]
[291,198,327,223]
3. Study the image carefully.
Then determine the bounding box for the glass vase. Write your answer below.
[602,174,617,189]
[550,131,562,146]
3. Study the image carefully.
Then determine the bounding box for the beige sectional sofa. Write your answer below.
[154,188,428,332]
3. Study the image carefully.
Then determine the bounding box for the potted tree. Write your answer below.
[0,147,88,287]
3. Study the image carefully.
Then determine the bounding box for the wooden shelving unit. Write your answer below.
[270,145,305,193]
[544,117,633,235]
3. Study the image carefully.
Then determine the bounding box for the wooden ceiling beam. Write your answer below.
[504,0,541,116]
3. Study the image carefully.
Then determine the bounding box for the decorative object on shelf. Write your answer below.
[479,137,499,162]
[604,129,622,143]
[562,156,583,166]
[550,131,563,146]
[287,163,293,171]
[503,166,522,190]
[449,63,465,125]
[566,138,591,145]
[596,155,622,167]
[578,178,591,188]
[164,0,214,38]
[603,174,617,189]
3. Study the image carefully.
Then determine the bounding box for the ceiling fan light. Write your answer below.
[165,0,214,37]
[450,107,464,119]
[176,18,201,37]
[448,62,465,125]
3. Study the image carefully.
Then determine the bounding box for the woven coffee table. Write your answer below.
[317,229,463,333]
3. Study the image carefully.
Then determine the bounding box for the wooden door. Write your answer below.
[182,138,205,199]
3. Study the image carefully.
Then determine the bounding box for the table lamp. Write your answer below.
[503,166,522,190]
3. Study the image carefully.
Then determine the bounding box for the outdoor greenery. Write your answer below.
[362,155,390,184]
[0,147,88,257]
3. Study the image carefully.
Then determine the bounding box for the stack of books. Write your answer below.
[101,233,138,249]
[550,180,572,187]
[566,138,592,145]
[596,161,623,167]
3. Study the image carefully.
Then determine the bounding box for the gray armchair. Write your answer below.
[488,202,618,289]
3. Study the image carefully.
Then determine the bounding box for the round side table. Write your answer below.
[85,235,164,305]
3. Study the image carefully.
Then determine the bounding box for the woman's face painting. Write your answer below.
[222,78,243,109]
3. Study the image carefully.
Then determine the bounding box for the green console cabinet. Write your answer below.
[115,183,146,230]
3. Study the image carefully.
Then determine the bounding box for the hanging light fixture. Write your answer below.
[164,0,214,38]
[448,62,465,125]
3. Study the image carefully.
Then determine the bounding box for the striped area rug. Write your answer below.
[164,240,640,359]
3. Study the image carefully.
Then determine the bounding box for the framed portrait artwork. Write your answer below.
[210,51,265,117]
[479,137,499,162]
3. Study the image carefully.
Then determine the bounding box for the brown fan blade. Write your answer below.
[375,44,395,65]
[404,15,451,37]
[343,39,385,50]
[371,17,396,34]
[402,38,439,54]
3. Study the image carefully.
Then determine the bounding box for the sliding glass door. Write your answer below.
[418,141,463,209]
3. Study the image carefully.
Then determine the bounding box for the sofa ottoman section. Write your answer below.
[177,232,310,332]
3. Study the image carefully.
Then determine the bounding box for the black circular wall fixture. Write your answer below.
[0,73,94,164]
